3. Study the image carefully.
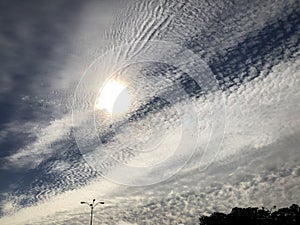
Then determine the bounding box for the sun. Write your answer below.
[95,79,131,115]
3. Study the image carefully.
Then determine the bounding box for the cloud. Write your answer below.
[2,116,73,170]
[1,51,299,224]
[117,222,138,225]
[0,0,299,224]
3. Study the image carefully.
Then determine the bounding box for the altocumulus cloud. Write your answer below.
[0,0,299,224]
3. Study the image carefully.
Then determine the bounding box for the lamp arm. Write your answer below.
[94,202,105,208]
[81,202,90,207]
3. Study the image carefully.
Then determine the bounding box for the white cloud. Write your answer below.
[1,0,299,224]
[1,52,299,225]
[2,115,73,170]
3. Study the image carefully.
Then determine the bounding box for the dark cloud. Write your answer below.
[0,0,85,124]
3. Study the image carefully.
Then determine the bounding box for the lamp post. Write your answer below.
[81,199,104,225]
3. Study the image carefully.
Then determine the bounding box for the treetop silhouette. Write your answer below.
[199,204,300,225]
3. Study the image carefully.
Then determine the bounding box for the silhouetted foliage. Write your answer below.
[199,204,300,225]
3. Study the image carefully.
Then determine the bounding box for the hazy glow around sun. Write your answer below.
[95,79,131,115]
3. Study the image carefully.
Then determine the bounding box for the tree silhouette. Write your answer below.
[199,204,300,225]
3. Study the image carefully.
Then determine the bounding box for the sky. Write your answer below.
[0,0,299,224]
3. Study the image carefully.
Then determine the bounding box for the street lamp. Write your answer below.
[81,199,104,225]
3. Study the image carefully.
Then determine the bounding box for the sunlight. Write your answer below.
[95,79,131,115]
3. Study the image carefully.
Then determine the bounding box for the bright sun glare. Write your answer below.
[95,80,131,115]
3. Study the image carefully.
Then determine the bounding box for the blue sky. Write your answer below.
[0,0,299,224]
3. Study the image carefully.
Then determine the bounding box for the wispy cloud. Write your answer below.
[2,116,73,170]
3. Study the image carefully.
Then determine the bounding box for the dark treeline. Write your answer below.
[199,204,300,225]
